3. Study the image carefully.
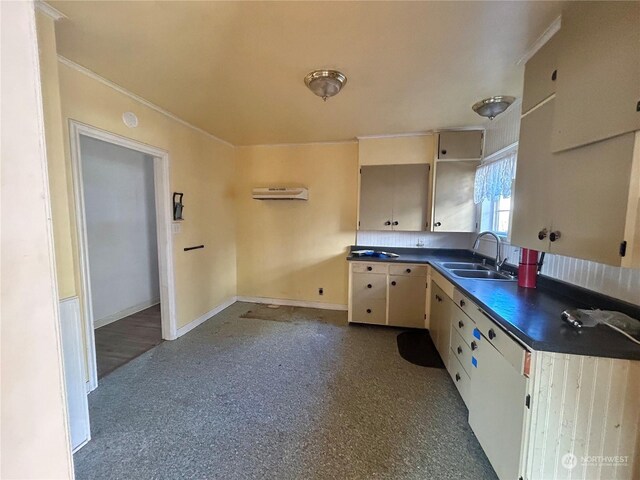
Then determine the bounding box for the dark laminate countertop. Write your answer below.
[347,246,640,361]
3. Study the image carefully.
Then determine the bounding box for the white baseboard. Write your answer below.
[236,296,348,311]
[93,298,160,329]
[176,296,237,338]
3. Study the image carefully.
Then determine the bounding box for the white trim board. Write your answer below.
[93,299,160,329]
[176,296,237,338]
[516,15,562,66]
[36,1,67,21]
[69,120,178,392]
[236,296,348,311]
[57,56,234,149]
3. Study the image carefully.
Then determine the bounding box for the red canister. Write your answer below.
[518,248,538,288]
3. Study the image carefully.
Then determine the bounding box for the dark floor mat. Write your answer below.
[396,330,445,368]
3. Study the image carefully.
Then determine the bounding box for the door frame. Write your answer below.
[69,120,177,391]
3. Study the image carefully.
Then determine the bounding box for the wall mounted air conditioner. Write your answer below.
[252,187,309,200]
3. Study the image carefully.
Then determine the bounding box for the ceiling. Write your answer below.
[51,1,563,146]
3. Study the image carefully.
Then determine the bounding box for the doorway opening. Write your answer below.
[69,121,177,391]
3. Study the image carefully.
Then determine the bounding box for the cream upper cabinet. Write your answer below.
[521,33,559,114]
[551,2,640,152]
[431,160,478,232]
[437,131,483,159]
[511,100,555,251]
[358,164,430,231]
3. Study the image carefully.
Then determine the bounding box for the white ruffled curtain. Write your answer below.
[473,150,517,204]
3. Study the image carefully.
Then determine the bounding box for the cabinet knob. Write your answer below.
[367,266,372,271]
[384,221,391,226]
[488,329,496,340]
[434,222,442,227]
[392,221,399,226]
[441,149,447,156]
[551,69,557,81]
[405,268,411,273]
[455,373,461,382]
[459,300,466,307]
[367,284,372,289]
[457,346,463,355]
[471,341,478,351]
[458,321,464,329]
[366,309,372,314]
[538,228,548,240]
[435,294,442,302]
[391,281,397,286]
[550,231,561,242]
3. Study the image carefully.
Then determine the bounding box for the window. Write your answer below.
[474,147,517,237]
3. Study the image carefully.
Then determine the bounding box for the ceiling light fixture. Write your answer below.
[304,70,347,101]
[472,96,516,120]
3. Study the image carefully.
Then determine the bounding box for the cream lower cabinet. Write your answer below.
[348,262,427,328]
[429,280,452,364]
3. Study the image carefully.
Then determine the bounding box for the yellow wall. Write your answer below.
[57,63,237,329]
[358,134,434,165]
[235,143,358,305]
[37,12,77,299]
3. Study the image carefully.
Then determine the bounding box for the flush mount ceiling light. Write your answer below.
[472,96,516,120]
[304,70,347,101]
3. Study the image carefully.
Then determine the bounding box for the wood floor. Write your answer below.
[95,304,163,378]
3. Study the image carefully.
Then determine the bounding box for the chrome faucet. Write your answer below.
[472,231,506,272]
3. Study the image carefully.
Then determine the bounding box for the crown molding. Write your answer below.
[239,139,357,149]
[57,55,235,148]
[356,131,433,140]
[517,15,562,66]
[36,1,67,21]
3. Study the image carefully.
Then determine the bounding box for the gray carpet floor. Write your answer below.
[74,302,497,480]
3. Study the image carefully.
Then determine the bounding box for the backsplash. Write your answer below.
[356,231,474,249]
[475,238,640,306]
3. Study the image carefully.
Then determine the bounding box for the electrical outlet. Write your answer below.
[318,287,324,296]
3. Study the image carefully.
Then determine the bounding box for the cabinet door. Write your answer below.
[429,282,443,346]
[510,99,554,252]
[521,32,559,114]
[469,337,527,480]
[432,160,478,232]
[359,165,394,230]
[391,164,430,231]
[550,132,636,265]
[551,2,640,152]
[388,274,426,328]
[429,282,451,362]
[351,272,387,325]
[438,131,483,159]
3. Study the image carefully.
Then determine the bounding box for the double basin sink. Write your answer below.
[440,262,516,281]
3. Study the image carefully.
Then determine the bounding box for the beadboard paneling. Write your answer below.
[484,99,522,157]
[356,231,474,249]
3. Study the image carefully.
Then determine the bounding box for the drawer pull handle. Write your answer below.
[455,373,461,382]
[457,346,463,355]
[393,221,399,226]
[391,281,397,286]
[384,221,391,226]
[406,268,411,273]
[367,266,372,271]
[367,284,372,289]
[460,300,466,307]
[488,329,496,340]
[458,321,464,329]
[471,341,478,351]
[366,309,372,314]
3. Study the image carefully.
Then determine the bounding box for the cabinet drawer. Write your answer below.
[351,272,387,300]
[447,351,471,406]
[431,269,455,300]
[351,298,386,325]
[389,264,428,277]
[450,329,473,376]
[451,304,476,347]
[351,262,388,274]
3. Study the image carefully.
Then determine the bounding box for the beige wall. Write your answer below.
[37,12,77,300]
[235,143,358,305]
[358,134,433,165]
[1,2,73,477]
[57,63,237,329]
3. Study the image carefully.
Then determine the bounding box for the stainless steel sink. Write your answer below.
[451,269,516,281]
[441,262,490,270]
